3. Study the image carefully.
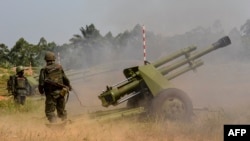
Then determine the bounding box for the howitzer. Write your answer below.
[97,36,231,120]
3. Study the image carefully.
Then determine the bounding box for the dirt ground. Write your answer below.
[1,61,250,141]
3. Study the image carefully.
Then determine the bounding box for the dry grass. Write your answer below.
[0,97,235,141]
[0,113,226,141]
[1,62,250,141]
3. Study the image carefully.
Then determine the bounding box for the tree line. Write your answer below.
[1,20,250,70]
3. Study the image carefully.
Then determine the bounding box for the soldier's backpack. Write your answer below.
[7,75,15,93]
[44,64,64,85]
[14,76,28,96]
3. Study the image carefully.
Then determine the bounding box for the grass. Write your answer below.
[0,97,230,141]
[0,68,14,96]
[0,67,248,141]
[0,96,44,114]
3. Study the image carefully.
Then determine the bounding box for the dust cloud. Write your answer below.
[49,29,250,140]
[65,32,250,114]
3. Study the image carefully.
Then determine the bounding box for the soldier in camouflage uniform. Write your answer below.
[7,75,14,94]
[38,51,72,123]
[12,66,30,105]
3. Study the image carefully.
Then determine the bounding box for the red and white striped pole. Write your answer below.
[142,25,147,65]
[57,52,61,65]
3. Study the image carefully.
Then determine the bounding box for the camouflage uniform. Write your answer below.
[38,51,71,123]
[7,75,15,94]
[12,66,29,105]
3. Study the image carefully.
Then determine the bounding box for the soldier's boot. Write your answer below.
[60,115,67,122]
[57,109,67,121]
[48,117,57,123]
[20,96,26,105]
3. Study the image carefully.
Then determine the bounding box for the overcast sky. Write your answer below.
[1,0,250,48]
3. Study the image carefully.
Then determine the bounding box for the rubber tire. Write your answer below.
[150,88,193,121]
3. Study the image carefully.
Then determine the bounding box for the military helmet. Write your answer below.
[16,66,24,73]
[44,51,56,61]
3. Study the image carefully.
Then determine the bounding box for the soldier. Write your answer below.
[38,51,72,123]
[12,66,30,105]
[7,75,14,94]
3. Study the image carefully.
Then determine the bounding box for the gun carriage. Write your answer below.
[94,36,231,121]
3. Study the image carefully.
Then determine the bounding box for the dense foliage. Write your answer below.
[1,20,250,69]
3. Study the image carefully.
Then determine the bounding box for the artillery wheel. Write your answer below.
[150,88,193,121]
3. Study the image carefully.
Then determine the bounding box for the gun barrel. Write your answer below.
[99,80,141,107]
[98,36,231,107]
[159,36,231,75]
[152,46,197,68]
[165,60,203,80]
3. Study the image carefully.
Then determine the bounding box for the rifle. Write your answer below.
[44,79,84,106]
[44,79,69,102]
[45,79,69,90]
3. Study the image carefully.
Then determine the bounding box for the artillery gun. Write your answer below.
[95,36,231,121]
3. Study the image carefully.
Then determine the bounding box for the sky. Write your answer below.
[0,0,250,48]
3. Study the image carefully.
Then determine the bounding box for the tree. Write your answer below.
[80,24,101,39]
[240,19,250,60]
[104,31,113,40]
[33,37,57,66]
[0,43,10,67]
[8,38,31,66]
[240,19,250,36]
[69,34,83,44]
[6,37,56,67]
